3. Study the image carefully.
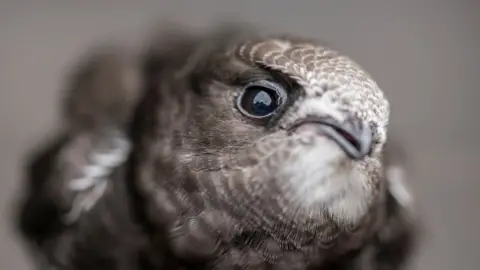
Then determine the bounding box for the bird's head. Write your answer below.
[142,27,390,237]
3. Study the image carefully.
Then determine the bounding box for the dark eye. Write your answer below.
[236,81,287,119]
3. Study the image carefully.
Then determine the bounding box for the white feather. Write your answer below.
[279,135,371,225]
[386,165,413,208]
[63,136,130,224]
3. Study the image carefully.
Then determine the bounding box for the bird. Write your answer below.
[16,23,419,270]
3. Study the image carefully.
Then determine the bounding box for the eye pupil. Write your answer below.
[236,81,287,120]
[251,90,275,115]
[239,85,280,118]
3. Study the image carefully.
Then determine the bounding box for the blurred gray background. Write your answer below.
[1,0,479,269]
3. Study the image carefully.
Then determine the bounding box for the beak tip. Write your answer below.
[346,119,374,160]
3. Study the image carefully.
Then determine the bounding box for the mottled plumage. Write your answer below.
[16,24,419,270]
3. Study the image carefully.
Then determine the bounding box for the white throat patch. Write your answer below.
[280,136,372,225]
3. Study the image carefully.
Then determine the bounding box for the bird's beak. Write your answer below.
[289,115,373,160]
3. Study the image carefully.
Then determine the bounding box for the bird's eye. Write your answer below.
[236,81,287,120]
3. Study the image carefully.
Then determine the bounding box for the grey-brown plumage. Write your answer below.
[16,24,419,270]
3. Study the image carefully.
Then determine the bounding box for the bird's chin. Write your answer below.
[277,136,372,225]
[280,136,351,203]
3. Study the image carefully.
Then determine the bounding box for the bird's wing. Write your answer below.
[17,47,145,268]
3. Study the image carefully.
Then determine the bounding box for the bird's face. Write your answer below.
[167,34,389,230]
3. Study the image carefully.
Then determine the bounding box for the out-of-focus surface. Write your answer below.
[0,1,478,269]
